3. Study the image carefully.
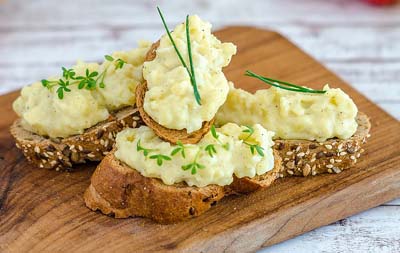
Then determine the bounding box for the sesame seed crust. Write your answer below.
[274,112,371,177]
[10,106,143,171]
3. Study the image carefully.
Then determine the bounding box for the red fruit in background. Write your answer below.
[365,0,396,5]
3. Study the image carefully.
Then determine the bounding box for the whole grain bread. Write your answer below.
[84,150,283,223]
[136,41,214,144]
[10,106,143,171]
[274,112,371,177]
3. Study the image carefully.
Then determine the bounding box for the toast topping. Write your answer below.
[216,83,358,142]
[114,124,275,187]
[13,42,151,138]
[142,15,236,133]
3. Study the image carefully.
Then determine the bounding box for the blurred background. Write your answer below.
[0,0,399,252]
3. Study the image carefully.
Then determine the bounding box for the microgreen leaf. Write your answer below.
[171,141,186,158]
[205,144,217,157]
[210,125,219,139]
[115,59,126,69]
[105,55,114,61]
[136,139,156,157]
[149,154,171,166]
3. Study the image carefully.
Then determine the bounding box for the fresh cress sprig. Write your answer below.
[245,70,327,94]
[41,55,126,99]
[241,125,265,157]
[157,7,201,105]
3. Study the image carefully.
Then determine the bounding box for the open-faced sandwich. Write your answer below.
[11,7,371,224]
[216,72,371,177]
[84,9,370,223]
[11,42,151,170]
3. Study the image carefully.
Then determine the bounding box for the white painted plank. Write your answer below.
[260,206,400,253]
[0,0,399,28]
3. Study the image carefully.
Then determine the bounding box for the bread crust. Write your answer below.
[136,41,214,144]
[10,106,143,171]
[84,150,283,223]
[274,112,371,177]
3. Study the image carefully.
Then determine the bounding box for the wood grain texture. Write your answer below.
[0,27,399,253]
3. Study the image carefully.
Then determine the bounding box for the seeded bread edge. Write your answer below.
[84,150,283,223]
[274,112,371,177]
[10,106,143,171]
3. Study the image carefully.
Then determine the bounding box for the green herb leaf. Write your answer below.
[255,145,264,157]
[105,55,114,61]
[171,141,186,158]
[136,139,156,157]
[242,125,254,134]
[149,154,171,166]
[115,59,126,69]
[245,70,326,94]
[210,125,219,139]
[205,144,217,157]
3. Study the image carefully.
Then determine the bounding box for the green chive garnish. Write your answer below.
[157,7,201,105]
[245,70,326,94]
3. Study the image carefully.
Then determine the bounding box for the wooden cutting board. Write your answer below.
[0,27,399,253]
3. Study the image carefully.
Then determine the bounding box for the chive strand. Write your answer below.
[245,70,326,94]
[186,15,201,105]
[157,7,202,105]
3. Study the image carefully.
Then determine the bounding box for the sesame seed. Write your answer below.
[367,134,371,138]
[330,158,335,164]
[87,153,95,158]
[335,159,342,163]
[78,145,83,151]
[337,143,343,150]
[326,164,334,169]
[297,152,305,157]
[310,158,316,163]
[104,140,109,147]
[325,144,333,150]
[327,168,333,173]
[286,151,293,156]
[16,143,21,149]
[34,146,40,153]
[108,132,113,139]
[356,153,361,158]
[332,167,341,173]
[287,170,294,175]
[284,158,289,161]
[100,139,105,146]
[69,145,75,150]
[286,161,295,169]
[27,144,32,148]
[47,152,54,156]
[295,146,301,152]
[340,151,347,156]
[312,171,317,176]
[350,155,356,160]
[39,164,44,168]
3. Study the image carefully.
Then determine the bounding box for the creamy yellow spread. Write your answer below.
[215,84,358,142]
[142,15,237,133]
[114,124,275,187]
[13,41,151,138]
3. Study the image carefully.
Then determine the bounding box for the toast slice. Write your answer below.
[136,41,214,144]
[274,112,371,177]
[10,106,143,171]
[84,150,283,224]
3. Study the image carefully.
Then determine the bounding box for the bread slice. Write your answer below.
[84,150,283,224]
[10,106,143,171]
[274,112,371,177]
[136,41,214,144]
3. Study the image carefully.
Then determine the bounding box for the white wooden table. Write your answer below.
[1,0,399,252]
